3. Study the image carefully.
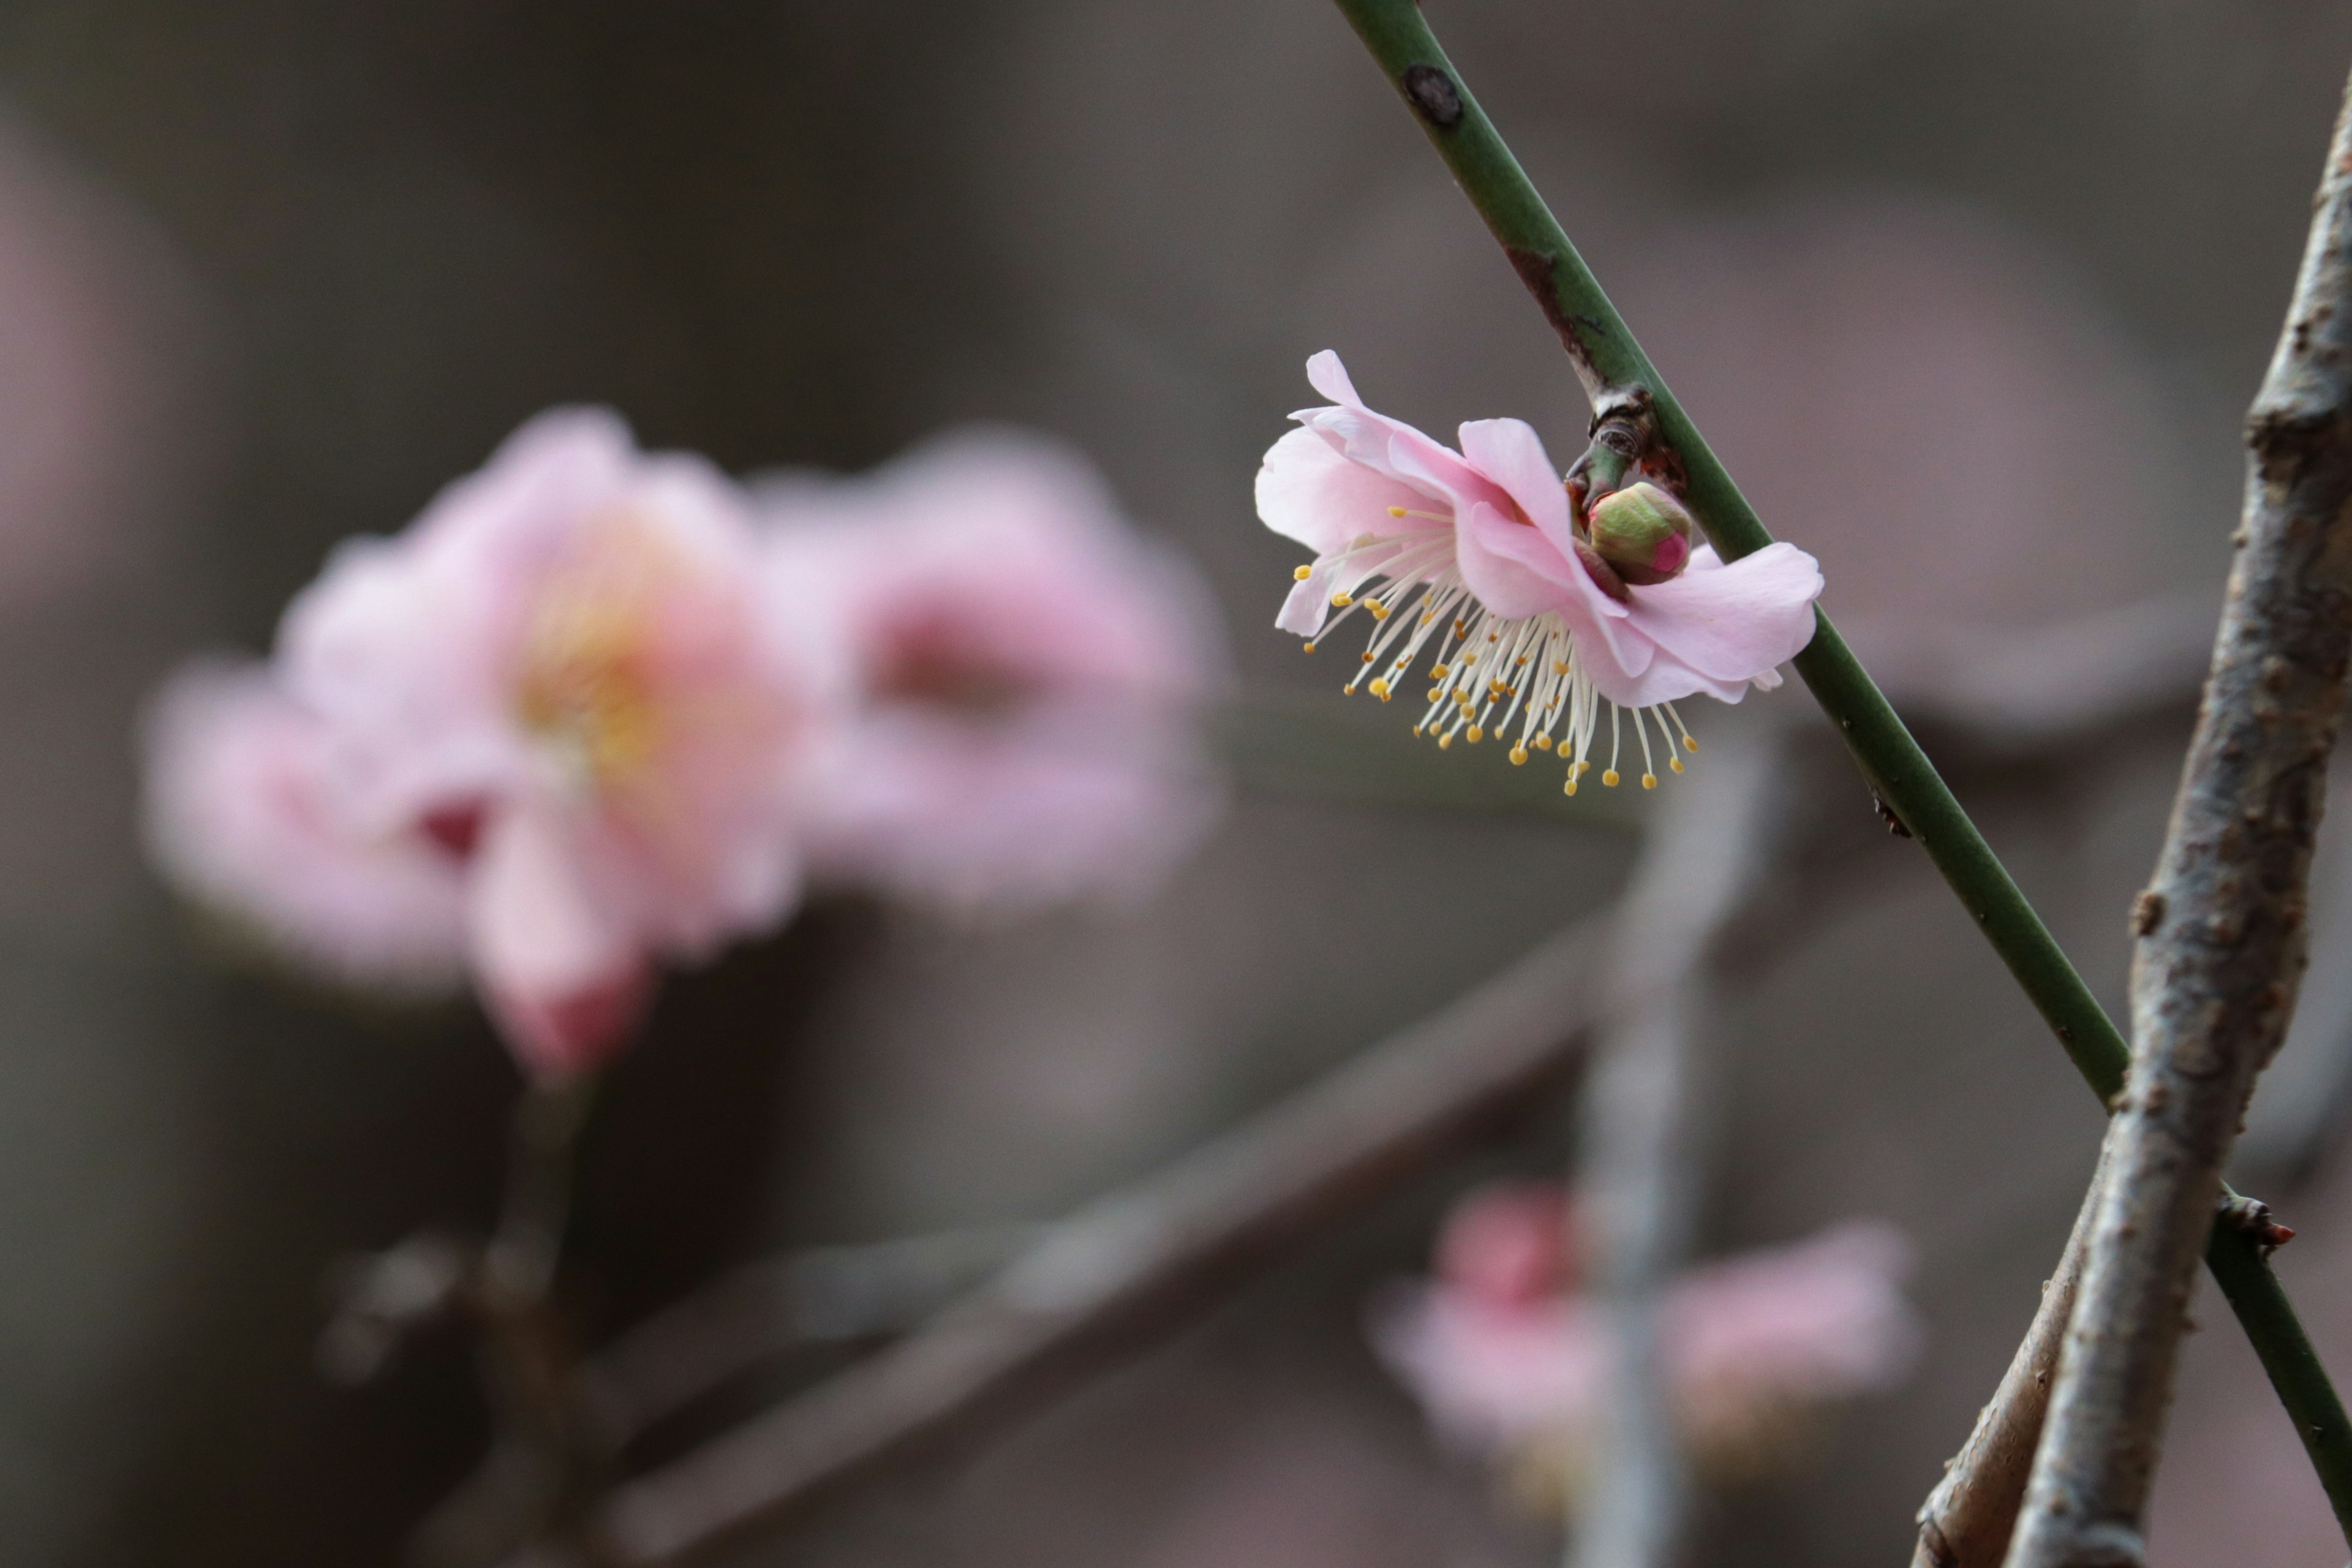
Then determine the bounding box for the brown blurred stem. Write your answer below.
[328,1076,614,1568]
[1570,727,1787,1568]
[2005,62,2352,1568]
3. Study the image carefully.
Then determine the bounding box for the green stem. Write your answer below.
[2205,1224,2352,1537]
[1325,0,2352,1537]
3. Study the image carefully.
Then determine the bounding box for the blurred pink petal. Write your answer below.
[763,427,1224,913]
[155,408,820,1076]
[139,661,467,994]
[467,802,652,1079]
[1434,1180,1579,1309]
[1373,1192,1919,1480]
[1257,353,1822,786]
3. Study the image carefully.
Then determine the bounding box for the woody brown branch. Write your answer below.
[2003,62,2352,1568]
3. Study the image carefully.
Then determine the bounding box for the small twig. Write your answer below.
[1912,1139,2111,1568]
[1572,728,1787,1568]
[326,1079,613,1568]
[2007,61,2352,1568]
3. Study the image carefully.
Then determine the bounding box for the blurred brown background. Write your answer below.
[1,2,2350,1564]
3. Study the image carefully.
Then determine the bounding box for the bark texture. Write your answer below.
[2005,66,2352,1568]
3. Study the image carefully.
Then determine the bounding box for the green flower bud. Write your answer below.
[1586,482,1694,586]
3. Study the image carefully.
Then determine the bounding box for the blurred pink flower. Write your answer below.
[1371,1183,1918,1502]
[760,428,1224,913]
[140,660,469,994]
[148,408,821,1078]
[1257,352,1822,791]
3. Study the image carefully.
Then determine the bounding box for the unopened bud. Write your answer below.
[1586,482,1694,586]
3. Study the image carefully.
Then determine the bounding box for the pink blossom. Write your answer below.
[760,428,1223,913]
[141,660,470,993]
[1257,352,1823,792]
[214,407,823,1077]
[1370,1183,1918,1495]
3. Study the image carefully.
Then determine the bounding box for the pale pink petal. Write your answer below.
[140,661,468,994]
[1621,542,1825,685]
[1255,426,1440,557]
[1453,498,1586,622]
[1303,348,1362,406]
[1454,418,1574,539]
[467,802,651,1079]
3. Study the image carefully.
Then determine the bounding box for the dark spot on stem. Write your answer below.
[1505,244,1605,382]
[1872,791,1913,838]
[1400,64,1462,128]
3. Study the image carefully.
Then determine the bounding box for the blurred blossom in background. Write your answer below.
[1371,1183,1920,1520]
[0,4,2348,1567]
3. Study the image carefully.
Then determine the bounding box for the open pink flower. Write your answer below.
[256,408,819,1077]
[760,428,1223,913]
[1258,352,1823,793]
[1369,1183,1918,1498]
[141,660,469,994]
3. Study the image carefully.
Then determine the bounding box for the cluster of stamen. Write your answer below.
[1295,508,1697,794]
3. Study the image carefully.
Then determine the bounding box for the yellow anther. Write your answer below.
[1536,735,1554,752]
[1466,725,1484,744]
[1580,761,1594,777]
[1430,664,1450,679]
[1387,505,1408,517]
[1641,773,1657,790]
[1602,769,1621,788]
[1330,592,1354,608]
[1669,756,1684,774]
[1361,650,1375,663]
[1293,564,1313,581]
[1551,660,1569,676]
[1509,745,1529,766]
[1565,777,1579,796]
[1368,601,1390,621]
[1427,688,1443,703]
[1683,735,1698,752]
[1303,641,1317,654]
[1371,678,1392,701]
[1438,734,1454,750]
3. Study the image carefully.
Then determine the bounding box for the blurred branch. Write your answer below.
[581,1224,1043,1445]
[564,912,1616,1565]
[2010,62,2352,1566]
[1572,728,1788,1568]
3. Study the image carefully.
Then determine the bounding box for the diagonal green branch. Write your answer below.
[1325,0,2352,1548]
